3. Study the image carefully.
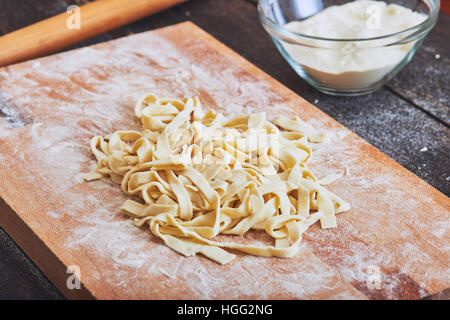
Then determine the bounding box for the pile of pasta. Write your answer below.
[85,94,350,264]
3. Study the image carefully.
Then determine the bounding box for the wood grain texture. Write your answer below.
[0,21,448,300]
[1,1,448,194]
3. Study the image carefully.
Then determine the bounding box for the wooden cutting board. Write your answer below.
[0,22,448,300]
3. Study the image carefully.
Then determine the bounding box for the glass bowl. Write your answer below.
[258,0,440,96]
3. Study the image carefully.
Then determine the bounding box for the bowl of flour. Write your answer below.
[258,0,440,96]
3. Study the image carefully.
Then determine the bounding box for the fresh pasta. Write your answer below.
[85,94,350,264]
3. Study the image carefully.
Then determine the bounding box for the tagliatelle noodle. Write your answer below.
[85,93,350,264]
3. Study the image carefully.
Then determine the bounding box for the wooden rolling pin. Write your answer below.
[0,0,188,67]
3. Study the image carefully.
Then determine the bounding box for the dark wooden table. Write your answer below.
[0,0,448,300]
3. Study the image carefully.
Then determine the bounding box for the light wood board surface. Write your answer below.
[0,22,448,299]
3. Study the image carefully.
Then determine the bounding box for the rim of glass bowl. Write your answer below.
[257,0,440,44]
